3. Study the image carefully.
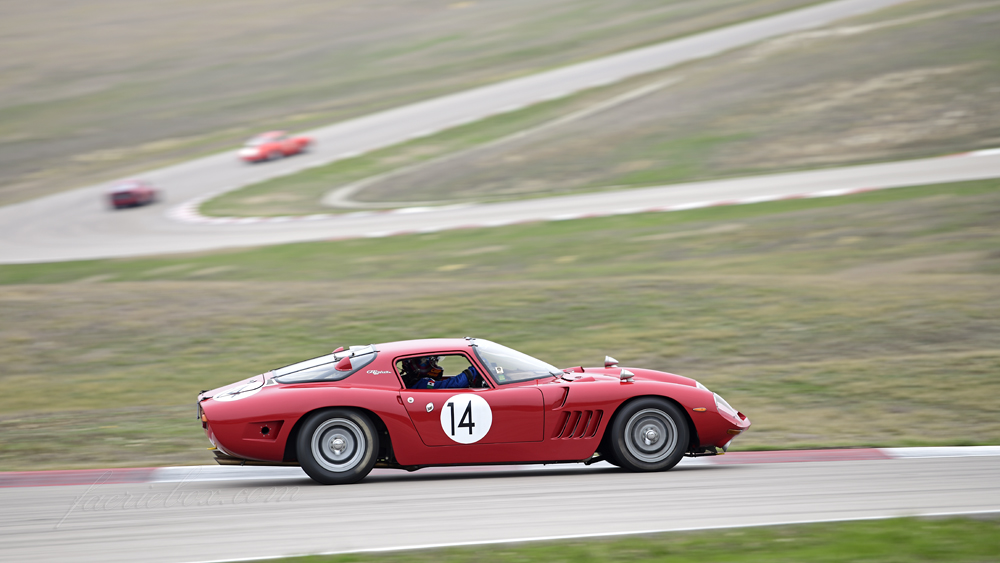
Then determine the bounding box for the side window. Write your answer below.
[437,355,472,376]
[396,354,482,390]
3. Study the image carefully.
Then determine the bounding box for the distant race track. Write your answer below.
[1,0,973,265]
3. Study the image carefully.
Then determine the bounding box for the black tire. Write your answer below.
[608,398,688,472]
[297,409,378,485]
[596,424,621,467]
[268,150,283,161]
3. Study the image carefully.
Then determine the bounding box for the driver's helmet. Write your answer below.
[401,356,443,387]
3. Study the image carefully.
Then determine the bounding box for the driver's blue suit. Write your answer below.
[413,366,478,389]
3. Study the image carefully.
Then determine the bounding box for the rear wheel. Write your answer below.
[297,409,378,485]
[609,398,688,472]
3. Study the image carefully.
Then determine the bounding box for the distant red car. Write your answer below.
[197,338,751,485]
[108,180,157,209]
[238,131,311,163]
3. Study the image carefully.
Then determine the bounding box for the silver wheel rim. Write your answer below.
[624,408,678,463]
[311,418,366,473]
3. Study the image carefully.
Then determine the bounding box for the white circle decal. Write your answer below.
[440,394,492,444]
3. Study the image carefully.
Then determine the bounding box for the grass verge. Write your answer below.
[272,517,1000,563]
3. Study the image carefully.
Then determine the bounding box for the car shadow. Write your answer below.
[189,460,732,490]
[362,462,730,484]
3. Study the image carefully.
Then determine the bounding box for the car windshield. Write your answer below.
[273,345,377,383]
[472,339,561,384]
[245,135,275,147]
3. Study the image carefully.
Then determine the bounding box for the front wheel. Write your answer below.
[297,409,378,485]
[609,398,688,472]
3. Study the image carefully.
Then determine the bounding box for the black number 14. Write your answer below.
[447,401,475,436]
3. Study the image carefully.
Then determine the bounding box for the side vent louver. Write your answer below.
[553,410,603,439]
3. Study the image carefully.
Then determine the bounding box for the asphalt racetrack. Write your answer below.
[2,450,998,563]
[0,0,949,265]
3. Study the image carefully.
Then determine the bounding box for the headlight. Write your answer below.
[714,393,739,418]
[695,381,710,392]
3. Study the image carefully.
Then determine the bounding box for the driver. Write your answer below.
[401,356,479,389]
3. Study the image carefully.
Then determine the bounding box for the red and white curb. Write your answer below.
[3,446,998,488]
[166,148,1000,231]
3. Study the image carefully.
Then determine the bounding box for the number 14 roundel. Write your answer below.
[440,393,493,444]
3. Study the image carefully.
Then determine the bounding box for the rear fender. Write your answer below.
[282,406,393,464]
[205,383,418,463]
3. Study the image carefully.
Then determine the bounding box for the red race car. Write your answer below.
[238,131,311,163]
[197,338,750,485]
[107,179,157,209]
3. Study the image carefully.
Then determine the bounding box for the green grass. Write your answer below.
[0,178,998,469]
[273,517,1000,563]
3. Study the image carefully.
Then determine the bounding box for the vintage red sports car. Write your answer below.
[238,131,311,163]
[107,179,157,209]
[197,338,750,485]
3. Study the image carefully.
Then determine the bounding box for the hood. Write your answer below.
[565,366,698,387]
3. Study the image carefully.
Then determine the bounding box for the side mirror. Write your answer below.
[604,356,619,368]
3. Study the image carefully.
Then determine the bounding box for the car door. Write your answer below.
[278,134,293,155]
[398,353,544,446]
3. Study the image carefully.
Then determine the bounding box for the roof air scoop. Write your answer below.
[605,356,619,368]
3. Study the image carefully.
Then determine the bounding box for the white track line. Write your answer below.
[885,446,1000,459]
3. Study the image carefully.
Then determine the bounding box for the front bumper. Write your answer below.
[719,410,751,452]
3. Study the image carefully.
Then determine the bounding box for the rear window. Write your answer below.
[273,345,377,383]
